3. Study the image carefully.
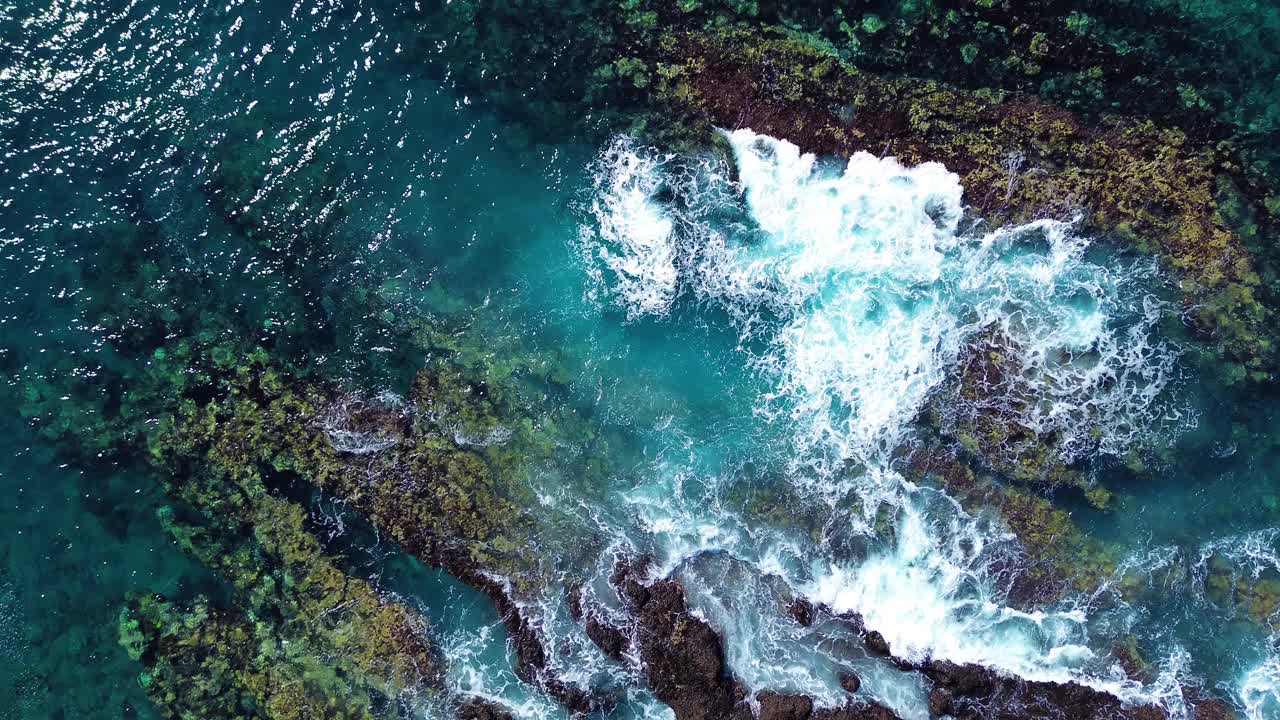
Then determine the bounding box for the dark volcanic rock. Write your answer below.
[457,700,515,720]
[838,672,861,695]
[450,562,614,715]
[862,630,892,657]
[920,659,1168,720]
[584,611,629,660]
[787,596,815,627]
[581,560,1220,720]
[927,687,954,718]
[757,691,813,720]
[610,559,744,720]
[1191,698,1240,720]
[594,560,906,720]
[570,584,630,659]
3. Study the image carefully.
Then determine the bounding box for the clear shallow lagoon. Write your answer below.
[3,1,1280,719]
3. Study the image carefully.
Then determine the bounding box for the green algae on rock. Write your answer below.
[7,188,614,709]
[143,356,538,579]
[154,494,440,699]
[120,593,414,720]
[907,447,1122,607]
[929,332,1092,493]
[1204,549,1280,626]
[6,1,1280,716]
[132,337,615,712]
[641,27,1273,378]
[109,379,444,718]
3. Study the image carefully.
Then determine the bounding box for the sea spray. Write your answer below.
[583,130,1181,474]
[1191,530,1280,719]
[580,129,1191,715]
[1241,651,1280,720]
[584,139,680,319]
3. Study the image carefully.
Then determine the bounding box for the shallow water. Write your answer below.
[3,1,1280,719]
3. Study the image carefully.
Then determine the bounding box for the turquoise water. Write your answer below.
[3,1,1280,719]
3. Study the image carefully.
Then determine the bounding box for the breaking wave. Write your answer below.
[584,129,1181,470]
[580,129,1192,715]
[1241,652,1280,720]
[583,139,681,319]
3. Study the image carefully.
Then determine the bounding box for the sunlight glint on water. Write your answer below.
[3,0,1279,717]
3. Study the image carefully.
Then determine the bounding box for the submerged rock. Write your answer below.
[920,659,1165,720]
[116,449,442,719]
[143,353,616,715]
[120,594,409,720]
[907,446,1118,608]
[787,596,816,627]
[457,699,516,720]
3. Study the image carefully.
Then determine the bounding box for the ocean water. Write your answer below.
[2,2,1280,720]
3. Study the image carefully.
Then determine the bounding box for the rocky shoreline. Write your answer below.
[9,3,1280,719]
[91,341,1242,719]
[577,556,1239,720]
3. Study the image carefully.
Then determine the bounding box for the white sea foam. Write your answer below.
[1240,652,1280,720]
[691,132,965,467]
[441,619,564,720]
[585,129,1181,471]
[583,129,1193,714]
[582,138,680,318]
[1195,528,1280,585]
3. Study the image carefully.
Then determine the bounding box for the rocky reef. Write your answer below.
[906,444,1119,606]
[10,2,1280,719]
[581,558,902,720]
[120,593,413,720]
[38,323,1228,719]
[101,355,444,718]
[570,556,1240,720]
[138,346,607,713]
[640,26,1273,381]
[408,0,1280,508]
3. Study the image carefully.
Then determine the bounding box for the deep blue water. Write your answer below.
[3,1,1280,719]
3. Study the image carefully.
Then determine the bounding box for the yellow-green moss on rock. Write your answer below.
[644,26,1274,380]
[120,594,399,720]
